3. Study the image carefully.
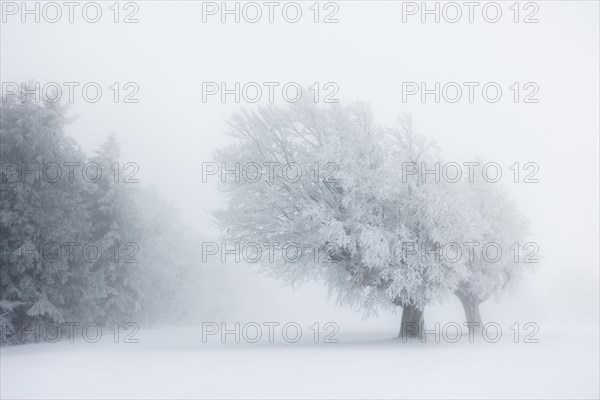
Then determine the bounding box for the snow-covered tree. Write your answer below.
[215,99,470,338]
[0,89,90,339]
[132,186,203,326]
[82,135,144,324]
[454,176,530,328]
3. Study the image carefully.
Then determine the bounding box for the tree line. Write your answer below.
[0,91,201,345]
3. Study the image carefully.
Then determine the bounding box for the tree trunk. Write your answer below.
[456,290,482,332]
[399,304,424,339]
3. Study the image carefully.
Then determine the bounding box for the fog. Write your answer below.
[1,1,598,398]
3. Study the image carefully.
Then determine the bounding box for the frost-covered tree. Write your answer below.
[215,99,470,338]
[132,186,203,326]
[0,90,90,337]
[454,177,529,328]
[82,135,144,324]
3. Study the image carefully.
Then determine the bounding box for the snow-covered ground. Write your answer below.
[1,324,598,399]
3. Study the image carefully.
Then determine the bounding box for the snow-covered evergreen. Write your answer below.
[0,88,203,344]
